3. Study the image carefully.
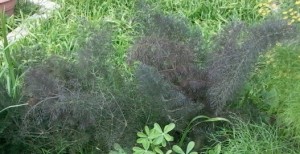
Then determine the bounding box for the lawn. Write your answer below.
[1,0,300,153]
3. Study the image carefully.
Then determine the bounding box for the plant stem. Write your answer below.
[0,103,29,114]
[1,12,17,98]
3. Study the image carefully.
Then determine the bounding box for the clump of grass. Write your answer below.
[205,117,300,154]
[149,0,262,42]
[0,13,20,99]
[0,0,40,38]
[245,42,300,139]
[149,0,262,23]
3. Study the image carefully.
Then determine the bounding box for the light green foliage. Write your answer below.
[0,0,39,37]
[206,117,300,154]
[148,0,262,43]
[110,116,229,154]
[180,116,230,147]
[0,13,19,99]
[133,123,176,154]
[110,123,198,154]
[247,43,300,137]
[172,141,197,154]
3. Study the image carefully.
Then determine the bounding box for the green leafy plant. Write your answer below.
[133,123,175,154]
[179,116,230,147]
[246,43,300,137]
[0,12,19,99]
[172,141,197,154]
[206,117,300,153]
[110,123,198,154]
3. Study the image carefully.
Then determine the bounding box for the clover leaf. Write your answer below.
[173,141,198,154]
[153,123,175,147]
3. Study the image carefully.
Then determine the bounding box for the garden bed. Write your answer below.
[1,0,300,153]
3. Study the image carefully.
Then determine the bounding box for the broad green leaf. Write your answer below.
[154,147,163,154]
[166,150,173,154]
[164,123,175,133]
[154,123,163,133]
[137,138,148,144]
[186,141,195,154]
[213,143,221,154]
[145,126,150,135]
[148,129,161,139]
[153,135,164,145]
[113,143,122,150]
[190,152,198,154]
[137,132,147,138]
[172,145,185,154]
[133,147,144,153]
[133,147,156,154]
[161,140,167,147]
[164,134,174,141]
[141,140,150,150]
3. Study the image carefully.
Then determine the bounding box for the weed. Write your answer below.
[110,123,199,154]
[1,13,20,99]
[205,116,300,154]
[246,42,300,138]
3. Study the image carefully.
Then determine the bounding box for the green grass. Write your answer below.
[152,0,262,38]
[5,0,264,78]
[0,0,40,38]
[246,42,300,138]
[205,117,300,154]
[1,0,300,153]
[11,0,263,56]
